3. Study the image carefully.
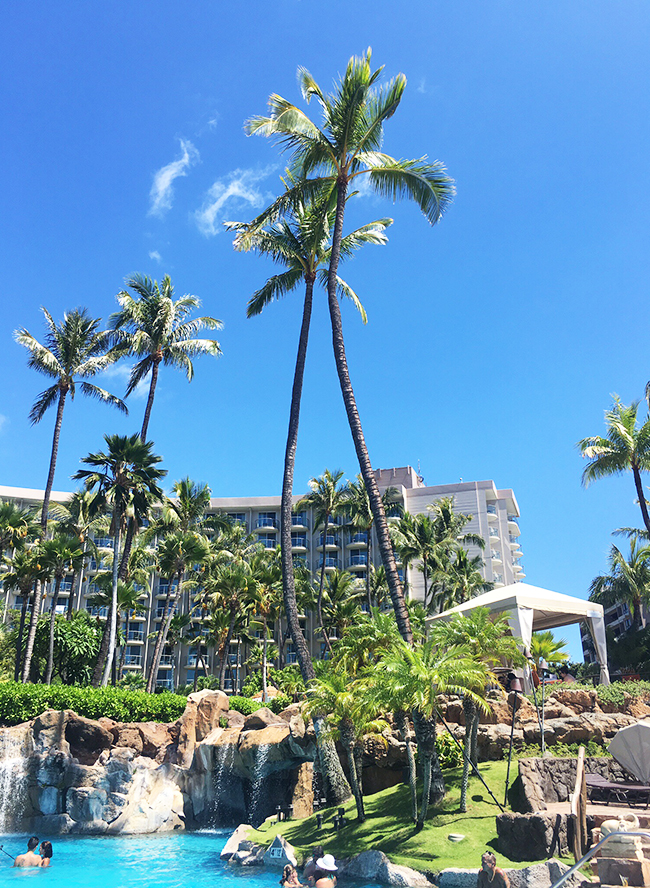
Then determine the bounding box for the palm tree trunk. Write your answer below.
[140,358,160,441]
[326,179,412,645]
[40,388,67,535]
[318,515,333,656]
[146,571,180,693]
[353,740,364,797]
[413,708,445,829]
[118,518,135,581]
[470,707,479,767]
[314,715,351,805]
[21,579,45,682]
[395,709,417,822]
[218,605,238,691]
[101,514,122,686]
[45,575,62,684]
[279,278,316,685]
[66,570,77,619]
[341,721,365,822]
[632,464,650,537]
[366,529,372,610]
[15,584,32,682]
[92,606,112,686]
[262,616,268,703]
[460,696,476,813]
[422,556,429,610]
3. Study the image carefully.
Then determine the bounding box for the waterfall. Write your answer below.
[211,742,237,825]
[0,727,30,834]
[248,743,271,826]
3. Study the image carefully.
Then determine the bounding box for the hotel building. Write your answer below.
[0,467,524,690]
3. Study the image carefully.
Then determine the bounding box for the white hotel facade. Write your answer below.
[0,466,524,690]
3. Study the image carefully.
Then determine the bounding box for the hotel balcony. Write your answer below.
[488,527,499,541]
[254,517,278,531]
[317,556,339,571]
[347,532,368,549]
[291,513,310,530]
[127,631,144,643]
[124,654,143,668]
[490,550,503,564]
[348,553,368,570]
[158,655,174,668]
[291,536,309,552]
[317,534,340,551]
[486,504,498,522]
[507,515,520,537]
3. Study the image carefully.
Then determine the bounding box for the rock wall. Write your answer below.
[515,756,629,813]
[0,691,316,835]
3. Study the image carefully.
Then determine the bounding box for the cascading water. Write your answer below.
[211,742,237,825]
[247,743,270,827]
[0,727,30,834]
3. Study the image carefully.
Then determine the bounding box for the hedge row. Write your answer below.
[0,681,188,726]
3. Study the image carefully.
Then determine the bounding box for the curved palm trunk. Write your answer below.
[21,579,45,682]
[326,180,411,645]
[632,464,650,537]
[66,569,78,619]
[92,606,112,686]
[262,616,268,703]
[470,705,480,767]
[45,575,63,684]
[353,739,364,797]
[340,719,365,822]
[422,555,429,610]
[366,527,372,610]
[395,709,418,823]
[140,359,160,441]
[101,516,122,687]
[41,388,67,535]
[147,570,181,693]
[14,583,33,681]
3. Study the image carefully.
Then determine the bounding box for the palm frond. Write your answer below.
[79,383,128,414]
[363,158,455,225]
[28,385,60,424]
[247,269,305,317]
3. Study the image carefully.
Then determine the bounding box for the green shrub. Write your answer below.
[510,739,610,759]
[435,729,464,769]
[268,693,291,714]
[0,680,187,726]
[228,695,262,716]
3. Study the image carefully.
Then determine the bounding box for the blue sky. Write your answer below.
[2,2,650,659]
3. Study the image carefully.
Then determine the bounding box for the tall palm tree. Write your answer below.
[227,198,390,694]
[41,534,84,684]
[147,530,210,693]
[2,547,48,680]
[247,549,283,702]
[49,490,104,618]
[579,397,650,537]
[322,568,364,644]
[297,468,348,655]
[247,50,455,645]
[15,308,127,534]
[73,434,166,687]
[589,536,650,632]
[430,609,524,811]
[392,513,447,610]
[430,549,493,614]
[344,476,400,610]
[109,274,223,441]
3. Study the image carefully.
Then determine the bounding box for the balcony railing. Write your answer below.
[255,516,277,529]
[124,654,142,667]
[349,553,368,566]
[349,532,368,545]
[159,655,173,666]
[87,606,108,618]
[486,505,497,516]
[291,537,308,548]
[507,515,519,525]
[127,631,144,642]
[318,534,339,547]
[489,528,499,538]
[291,513,309,528]
[490,550,502,561]
[318,557,339,569]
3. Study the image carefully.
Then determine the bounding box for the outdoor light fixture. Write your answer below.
[504,674,523,805]
[316,813,323,830]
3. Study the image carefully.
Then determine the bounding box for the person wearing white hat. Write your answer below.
[310,854,337,888]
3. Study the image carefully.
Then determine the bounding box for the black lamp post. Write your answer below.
[504,675,523,807]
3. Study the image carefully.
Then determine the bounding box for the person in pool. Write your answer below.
[39,841,53,867]
[477,852,509,888]
[13,836,42,867]
[302,846,324,883]
[309,854,338,888]
[280,864,303,887]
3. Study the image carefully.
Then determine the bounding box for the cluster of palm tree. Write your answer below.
[579,396,650,652]
[305,606,524,827]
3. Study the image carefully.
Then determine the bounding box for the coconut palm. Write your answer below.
[589,536,650,633]
[205,561,253,691]
[147,530,210,692]
[87,573,149,680]
[15,308,127,533]
[529,630,569,672]
[109,274,222,440]
[49,490,105,618]
[430,549,493,614]
[0,500,37,554]
[247,50,454,645]
[430,609,524,811]
[344,476,400,611]
[322,568,364,644]
[72,434,166,687]
[247,549,283,702]
[392,513,448,610]
[227,197,390,693]
[2,547,48,680]
[579,397,650,537]
[297,468,348,655]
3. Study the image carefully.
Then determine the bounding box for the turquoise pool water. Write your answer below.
[1,831,383,888]
[0,832,279,888]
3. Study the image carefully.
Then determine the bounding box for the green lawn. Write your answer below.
[249,761,571,874]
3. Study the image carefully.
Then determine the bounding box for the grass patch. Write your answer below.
[249,761,572,874]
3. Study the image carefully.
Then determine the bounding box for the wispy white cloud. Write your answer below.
[149,250,162,263]
[195,167,275,236]
[149,139,200,217]
[417,77,427,94]
[100,364,149,400]
[0,414,7,435]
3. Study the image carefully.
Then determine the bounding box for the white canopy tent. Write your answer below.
[427,582,610,686]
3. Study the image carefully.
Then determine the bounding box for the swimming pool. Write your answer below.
[0,831,383,888]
